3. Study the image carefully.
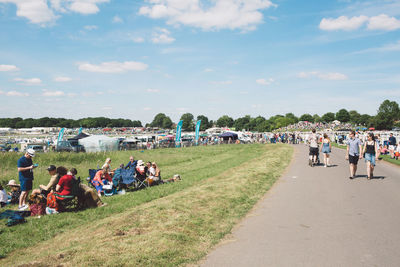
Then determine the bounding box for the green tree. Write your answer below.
[359,114,371,126]
[321,112,335,123]
[180,113,194,131]
[150,113,168,128]
[216,115,234,128]
[299,114,314,122]
[313,114,322,123]
[234,115,251,131]
[335,109,350,123]
[374,100,400,130]
[161,117,173,129]
[349,110,361,124]
[285,113,298,124]
[196,115,211,131]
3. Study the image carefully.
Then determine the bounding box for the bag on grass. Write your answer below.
[6,214,26,227]
[46,192,59,211]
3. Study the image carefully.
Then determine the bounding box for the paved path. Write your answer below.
[202,145,400,267]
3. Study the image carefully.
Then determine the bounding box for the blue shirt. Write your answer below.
[347,138,362,156]
[125,160,137,170]
[389,136,396,146]
[18,156,33,180]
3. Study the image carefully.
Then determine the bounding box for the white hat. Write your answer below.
[27,148,35,157]
[137,160,144,166]
[7,179,20,187]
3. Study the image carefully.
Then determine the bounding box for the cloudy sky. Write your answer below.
[0,0,400,124]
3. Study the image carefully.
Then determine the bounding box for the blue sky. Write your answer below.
[0,0,399,124]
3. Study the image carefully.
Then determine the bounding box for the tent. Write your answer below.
[68,132,89,141]
[79,135,119,153]
[219,132,238,141]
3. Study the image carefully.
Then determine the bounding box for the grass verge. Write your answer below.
[0,144,292,266]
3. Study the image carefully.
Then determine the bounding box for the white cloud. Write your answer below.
[112,15,123,23]
[0,0,109,25]
[13,77,42,85]
[0,64,19,71]
[42,89,65,97]
[367,14,400,31]
[319,15,368,31]
[204,68,214,72]
[78,61,148,73]
[256,78,274,85]
[84,25,98,30]
[320,14,400,31]
[54,76,72,82]
[0,90,29,97]
[147,88,160,93]
[211,80,232,85]
[132,37,145,43]
[152,28,175,44]
[139,0,277,31]
[0,0,57,24]
[102,106,112,110]
[298,71,348,81]
[143,107,152,111]
[68,0,109,15]
[354,40,400,54]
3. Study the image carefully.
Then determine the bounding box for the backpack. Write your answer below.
[46,192,59,211]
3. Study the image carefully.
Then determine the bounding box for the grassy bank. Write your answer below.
[332,142,400,166]
[0,144,292,266]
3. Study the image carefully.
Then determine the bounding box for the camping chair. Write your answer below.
[54,177,82,211]
[87,169,100,188]
[135,169,150,189]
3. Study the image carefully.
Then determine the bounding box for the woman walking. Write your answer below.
[363,132,379,179]
[320,133,332,167]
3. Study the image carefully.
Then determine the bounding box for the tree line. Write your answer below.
[0,117,142,129]
[149,100,400,131]
[1,100,399,131]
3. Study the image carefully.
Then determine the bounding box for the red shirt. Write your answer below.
[57,175,74,196]
[93,170,112,183]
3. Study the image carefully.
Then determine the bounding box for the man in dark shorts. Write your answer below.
[308,129,319,167]
[17,148,36,210]
[346,131,362,179]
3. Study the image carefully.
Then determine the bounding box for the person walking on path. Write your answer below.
[17,148,36,210]
[320,133,332,167]
[388,133,397,159]
[345,131,362,179]
[307,129,319,167]
[363,132,380,179]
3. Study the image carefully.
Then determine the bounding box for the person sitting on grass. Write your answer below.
[125,156,137,170]
[92,167,112,197]
[55,166,74,199]
[395,141,400,160]
[6,180,21,204]
[0,185,7,208]
[32,165,59,197]
[135,160,148,184]
[146,162,162,186]
[102,158,117,177]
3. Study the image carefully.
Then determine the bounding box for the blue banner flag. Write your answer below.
[78,127,82,134]
[195,120,201,145]
[57,128,65,143]
[175,120,183,147]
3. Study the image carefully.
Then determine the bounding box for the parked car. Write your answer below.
[27,144,44,153]
[55,141,74,152]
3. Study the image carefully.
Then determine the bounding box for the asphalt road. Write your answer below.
[201,144,400,267]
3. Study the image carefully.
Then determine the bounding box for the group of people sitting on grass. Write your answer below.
[92,156,178,198]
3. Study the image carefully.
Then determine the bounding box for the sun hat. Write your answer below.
[47,165,56,171]
[27,148,35,157]
[7,179,20,187]
[137,160,144,166]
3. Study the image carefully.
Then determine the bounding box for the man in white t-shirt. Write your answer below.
[307,129,319,167]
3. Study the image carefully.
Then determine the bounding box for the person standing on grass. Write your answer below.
[388,133,397,159]
[320,133,332,167]
[307,129,319,167]
[17,148,36,210]
[362,132,380,179]
[346,131,363,179]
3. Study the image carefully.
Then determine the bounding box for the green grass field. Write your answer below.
[0,144,293,266]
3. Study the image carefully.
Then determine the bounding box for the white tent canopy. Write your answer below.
[78,135,119,153]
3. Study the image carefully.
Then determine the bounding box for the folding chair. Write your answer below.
[87,169,100,188]
[135,169,150,189]
[54,177,82,211]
